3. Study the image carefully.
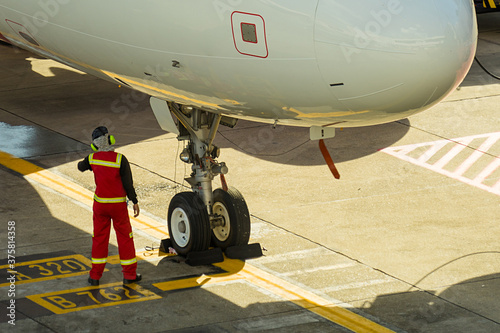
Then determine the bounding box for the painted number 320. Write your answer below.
[29,260,88,276]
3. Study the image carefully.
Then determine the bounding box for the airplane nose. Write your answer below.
[314,0,477,125]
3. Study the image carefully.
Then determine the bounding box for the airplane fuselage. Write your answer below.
[0,0,477,127]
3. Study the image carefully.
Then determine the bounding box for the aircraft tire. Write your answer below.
[167,192,211,256]
[211,187,251,250]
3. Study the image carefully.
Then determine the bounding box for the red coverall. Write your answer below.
[79,151,138,280]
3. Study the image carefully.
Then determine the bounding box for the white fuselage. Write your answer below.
[0,0,477,127]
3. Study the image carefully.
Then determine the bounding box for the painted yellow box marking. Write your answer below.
[0,254,93,287]
[26,282,161,314]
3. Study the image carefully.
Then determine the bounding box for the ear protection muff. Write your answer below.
[91,126,115,151]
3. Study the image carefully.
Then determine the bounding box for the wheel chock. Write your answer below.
[186,247,224,266]
[225,243,263,260]
[159,238,173,253]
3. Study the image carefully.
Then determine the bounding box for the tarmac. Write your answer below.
[0,11,499,333]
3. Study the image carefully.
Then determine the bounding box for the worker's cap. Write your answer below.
[92,126,109,140]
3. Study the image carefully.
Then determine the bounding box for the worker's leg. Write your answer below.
[90,202,112,280]
[111,202,137,280]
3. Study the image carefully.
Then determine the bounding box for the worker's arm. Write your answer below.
[77,156,92,172]
[120,155,138,205]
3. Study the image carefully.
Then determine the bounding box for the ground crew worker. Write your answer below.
[78,126,142,286]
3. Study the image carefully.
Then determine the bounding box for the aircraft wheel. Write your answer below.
[168,192,211,256]
[211,187,251,250]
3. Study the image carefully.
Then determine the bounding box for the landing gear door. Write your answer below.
[150,97,180,135]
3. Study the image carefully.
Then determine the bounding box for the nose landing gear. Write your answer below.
[165,102,251,256]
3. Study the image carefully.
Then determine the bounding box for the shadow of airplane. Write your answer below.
[215,119,410,166]
[360,271,500,333]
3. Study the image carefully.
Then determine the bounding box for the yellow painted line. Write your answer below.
[155,258,395,333]
[0,151,169,238]
[154,272,245,291]
[0,254,91,270]
[1,151,393,332]
[26,282,160,314]
[218,260,394,333]
[488,0,497,8]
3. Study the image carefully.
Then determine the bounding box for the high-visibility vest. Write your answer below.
[89,152,127,203]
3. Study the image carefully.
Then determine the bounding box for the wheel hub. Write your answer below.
[171,208,190,247]
[212,202,230,241]
[178,221,186,233]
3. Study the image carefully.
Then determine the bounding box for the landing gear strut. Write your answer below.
[165,103,250,256]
